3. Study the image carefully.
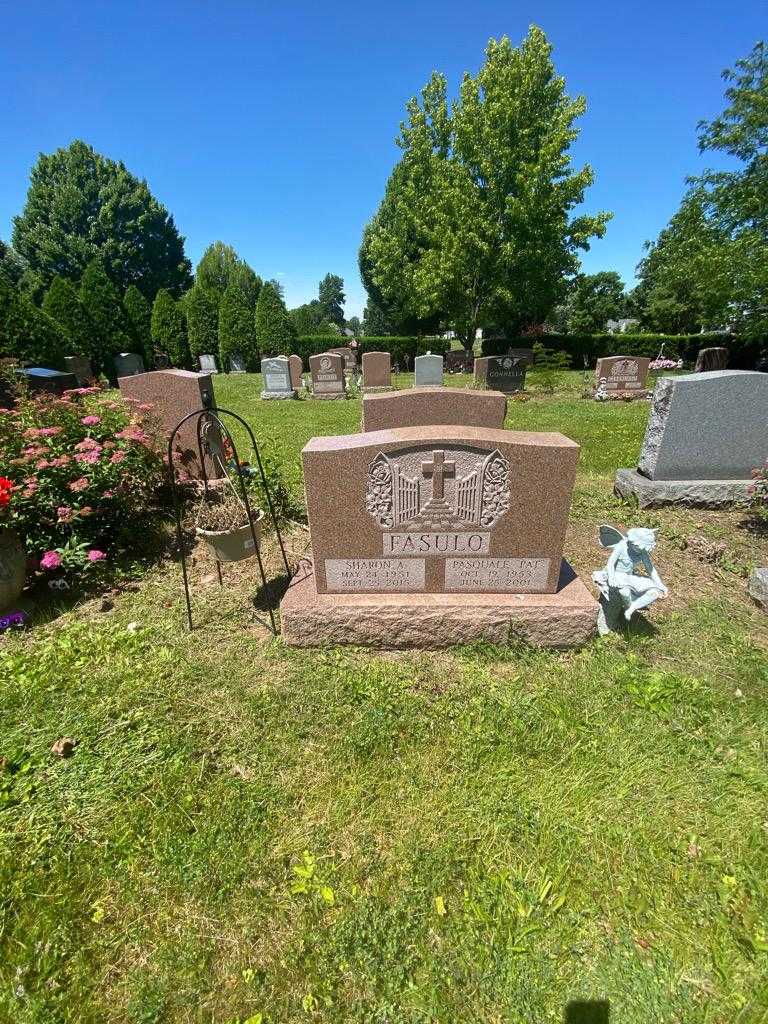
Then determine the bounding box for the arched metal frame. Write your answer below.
[167,407,291,632]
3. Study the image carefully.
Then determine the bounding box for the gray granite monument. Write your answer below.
[230,353,246,373]
[115,353,145,378]
[260,356,297,400]
[615,370,768,506]
[64,355,94,385]
[414,352,443,387]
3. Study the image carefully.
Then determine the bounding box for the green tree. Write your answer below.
[0,279,66,366]
[347,315,362,336]
[254,281,297,357]
[123,285,153,364]
[185,285,219,360]
[42,276,94,359]
[151,289,190,368]
[194,242,241,299]
[360,28,610,347]
[562,271,626,333]
[79,258,130,374]
[318,273,345,328]
[0,240,26,287]
[218,265,262,371]
[635,41,768,336]
[12,140,192,296]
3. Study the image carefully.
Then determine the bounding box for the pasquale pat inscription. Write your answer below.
[383,532,490,556]
[444,557,550,592]
[325,558,426,591]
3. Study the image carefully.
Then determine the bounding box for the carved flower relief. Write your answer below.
[366,455,394,527]
[480,454,510,526]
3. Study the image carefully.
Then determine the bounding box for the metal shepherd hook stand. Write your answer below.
[167,407,291,632]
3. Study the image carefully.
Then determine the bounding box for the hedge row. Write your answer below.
[291,336,451,366]
[480,333,765,369]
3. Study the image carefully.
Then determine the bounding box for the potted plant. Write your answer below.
[194,489,264,562]
[0,477,26,612]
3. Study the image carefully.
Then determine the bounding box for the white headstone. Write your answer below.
[199,354,218,374]
[260,356,296,400]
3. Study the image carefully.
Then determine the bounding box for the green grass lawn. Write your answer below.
[2,373,768,1023]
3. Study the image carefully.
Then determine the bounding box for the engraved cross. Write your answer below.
[422,450,455,500]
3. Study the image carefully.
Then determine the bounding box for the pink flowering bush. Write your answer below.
[0,383,164,579]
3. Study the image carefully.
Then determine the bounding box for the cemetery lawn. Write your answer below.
[2,372,768,1024]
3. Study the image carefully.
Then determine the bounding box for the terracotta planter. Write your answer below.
[0,528,26,612]
[196,510,264,562]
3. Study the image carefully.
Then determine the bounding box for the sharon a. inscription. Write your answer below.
[325,558,425,591]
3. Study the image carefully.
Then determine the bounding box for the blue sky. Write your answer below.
[1,1,764,318]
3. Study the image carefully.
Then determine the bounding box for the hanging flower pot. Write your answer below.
[0,527,26,612]
[194,490,264,562]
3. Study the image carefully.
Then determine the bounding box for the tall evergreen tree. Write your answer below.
[318,273,346,328]
[254,281,297,357]
[0,279,66,366]
[195,242,241,299]
[42,276,95,359]
[185,285,220,360]
[151,290,190,368]
[0,240,26,288]
[12,140,192,296]
[123,285,153,364]
[79,258,130,374]
[218,264,262,370]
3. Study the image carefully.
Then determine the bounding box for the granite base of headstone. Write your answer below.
[310,352,347,399]
[280,424,598,649]
[63,355,94,385]
[118,369,221,479]
[695,347,728,373]
[260,357,297,400]
[115,352,145,378]
[614,370,768,507]
[748,568,768,612]
[594,356,650,399]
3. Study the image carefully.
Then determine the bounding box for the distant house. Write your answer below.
[606,318,640,334]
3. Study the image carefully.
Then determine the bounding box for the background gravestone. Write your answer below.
[230,353,246,373]
[289,354,303,390]
[615,370,768,506]
[119,369,221,479]
[444,350,474,373]
[695,347,728,372]
[474,355,526,393]
[199,354,219,374]
[310,352,346,399]
[64,355,93,385]
[414,353,443,387]
[15,367,77,395]
[594,356,650,397]
[328,346,356,372]
[260,356,296,400]
[115,352,145,378]
[362,387,506,432]
[362,351,392,392]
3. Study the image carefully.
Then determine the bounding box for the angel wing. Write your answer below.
[598,524,625,549]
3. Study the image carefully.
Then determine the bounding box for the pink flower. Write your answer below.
[74,438,101,451]
[79,506,93,516]
[57,506,73,522]
[75,450,101,465]
[35,459,54,470]
[40,550,62,571]
[68,477,90,493]
[115,427,150,444]
[81,415,101,426]
[138,403,154,411]
[109,450,127,464]
[102,490,115,498]
[87,550,106,562]
[52,455,71,467]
